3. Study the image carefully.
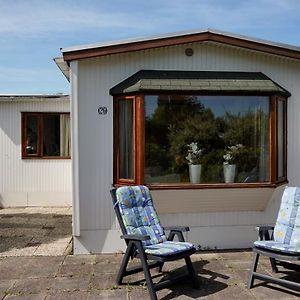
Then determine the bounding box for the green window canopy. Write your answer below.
[110,70,291,97]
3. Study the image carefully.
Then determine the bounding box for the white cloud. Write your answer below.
[0,0,299,39]
[155,0,300,31]
[0,2,153,37]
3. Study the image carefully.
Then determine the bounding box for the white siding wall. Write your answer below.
[72,42,300,253]
[0,99,72,207]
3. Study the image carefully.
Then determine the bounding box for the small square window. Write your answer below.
[22,112,71,159]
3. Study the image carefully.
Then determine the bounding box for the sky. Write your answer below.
[0,0,300,95]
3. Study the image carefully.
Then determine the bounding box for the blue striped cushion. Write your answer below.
[254,186,300,254]
[145,241,195,256]
[116,186,167,247]
[274,187,300,247]
[254,240,300,254]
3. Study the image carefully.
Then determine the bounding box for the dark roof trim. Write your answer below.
[0,95,69,102]
[62,29,300,62]
[109,70,291,97]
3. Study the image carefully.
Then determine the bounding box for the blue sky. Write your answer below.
[0,0,300,94]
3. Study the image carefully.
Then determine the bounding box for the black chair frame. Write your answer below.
[111,188,200,300]
[248,226,300,292]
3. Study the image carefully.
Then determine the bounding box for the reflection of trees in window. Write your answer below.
[146,95,209,182]
[217,108,269,182]
[145,95,270,184]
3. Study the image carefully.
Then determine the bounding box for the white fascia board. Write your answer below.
[70,60,80,236]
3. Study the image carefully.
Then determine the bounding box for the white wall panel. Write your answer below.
[0,99,71,206]
[74,41,300,252]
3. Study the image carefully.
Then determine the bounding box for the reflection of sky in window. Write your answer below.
[145,95,159,117]
[145,95,269,117]
[199,96,269,117]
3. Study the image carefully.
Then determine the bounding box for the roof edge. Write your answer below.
[62,29,300,62]
[109,70,291,97]
[0,94,70,102]
[54,57,70,82]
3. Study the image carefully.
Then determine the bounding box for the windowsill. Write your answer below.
[22,156,71,160]
[112,180,287,190]
[147,181,287,190]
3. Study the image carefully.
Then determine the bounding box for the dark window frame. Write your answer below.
[21,112,71,159]
[113,93,287,189]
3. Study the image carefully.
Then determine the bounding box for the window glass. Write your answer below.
[25,115,38,155]
[119,100,134,179]
[22,113,70,158]
[43,115,60,156]
[145,95,270,184]
[277,100,285,179]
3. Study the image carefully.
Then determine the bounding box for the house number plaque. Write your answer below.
[98,107,108,115]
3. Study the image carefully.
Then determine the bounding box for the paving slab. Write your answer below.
[88,289,128,300]
[0,256,64,280]
[51,276,91,292]
[3,293,48,300]
[45,291,87,300]
[7,277,53,295]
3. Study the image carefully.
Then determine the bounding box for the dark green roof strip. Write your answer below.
[110,70,291,96]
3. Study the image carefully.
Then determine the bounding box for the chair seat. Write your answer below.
[254,240,300,254]
[144,241,195,256]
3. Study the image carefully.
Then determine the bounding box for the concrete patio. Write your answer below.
[0,207,72,256]
[0,207,299,299]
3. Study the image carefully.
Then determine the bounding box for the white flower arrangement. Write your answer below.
[186,142,203,165]
[223,144,245,164]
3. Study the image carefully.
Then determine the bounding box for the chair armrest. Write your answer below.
[256,225,274,232]
[121,234,150,241]
[164,226,190,232]
[164,226,190,242]
[256,225,274,241]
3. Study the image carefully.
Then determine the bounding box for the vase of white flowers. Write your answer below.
[223,144,244,183]
[186,142,203,184]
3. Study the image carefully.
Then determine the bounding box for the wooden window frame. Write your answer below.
[21,112,71,159]
[113,96,144,185]
[113,93,288,189]
[275,97,287,183]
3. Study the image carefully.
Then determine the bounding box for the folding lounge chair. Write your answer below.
[111,185,200,300]
[248,186,300,292]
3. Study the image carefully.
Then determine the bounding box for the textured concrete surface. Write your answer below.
[0,208,299,299]
[0,250,299,299]
[0,207,72,256]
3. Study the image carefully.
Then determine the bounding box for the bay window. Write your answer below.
[112,71,289,188]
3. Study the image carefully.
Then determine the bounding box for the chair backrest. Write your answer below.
[111,185,166,247]
[274,186,300,247]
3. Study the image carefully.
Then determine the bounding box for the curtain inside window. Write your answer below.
[60,114,71,157]
[256,101,269,182]
[277,100,285,178]
[119,100,134,179]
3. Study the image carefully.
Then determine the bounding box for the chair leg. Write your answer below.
[116,241,134,285]
[136,242,158,300]
[185,256,200,289]
[177,232,185,242]
[248,252,260,289]
[156,262,164,273]
[269,258,278,273]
